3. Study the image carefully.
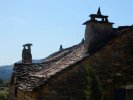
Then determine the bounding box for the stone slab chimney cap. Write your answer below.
[23,43,33,47]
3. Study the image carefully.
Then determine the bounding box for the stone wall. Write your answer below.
[83,28,133,100]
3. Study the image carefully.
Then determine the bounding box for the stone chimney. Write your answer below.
[83,7,114,54]
[22,43,32,64]
[59,45,63,51]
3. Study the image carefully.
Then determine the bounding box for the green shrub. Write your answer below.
[84,65,102,100]
[0,90,9,100]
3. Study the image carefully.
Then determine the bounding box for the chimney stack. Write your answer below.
[83,7,113,54]
[22,43,33,64]
[59,45,63,51]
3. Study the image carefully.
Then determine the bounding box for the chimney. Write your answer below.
[22,43,33,64]
[59,45,63,51]
[83,7,114,54]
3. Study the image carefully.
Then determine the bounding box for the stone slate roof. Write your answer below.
[14,41,85,91]
[13,26,133,91]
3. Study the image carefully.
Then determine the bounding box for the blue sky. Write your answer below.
[0,0,133,66]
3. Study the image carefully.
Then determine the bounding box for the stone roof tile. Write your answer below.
[14,42,85,91]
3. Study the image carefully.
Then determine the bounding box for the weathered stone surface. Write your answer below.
[82,27,133,100]
[9,8,133,100]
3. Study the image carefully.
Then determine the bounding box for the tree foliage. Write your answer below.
[0,90,9,100]
[84,65,103,100]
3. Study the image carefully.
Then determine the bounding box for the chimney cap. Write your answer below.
[23,43,33,47]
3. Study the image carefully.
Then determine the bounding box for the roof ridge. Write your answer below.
[41,42,84,63]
